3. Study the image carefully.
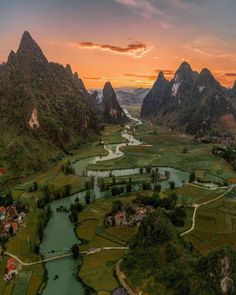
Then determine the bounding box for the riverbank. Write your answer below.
[2,108,236,295]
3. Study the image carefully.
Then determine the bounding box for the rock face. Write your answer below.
[0,31,100,174]
[102,82,128,124]
[141,62,236,135]
[229,81,236,97]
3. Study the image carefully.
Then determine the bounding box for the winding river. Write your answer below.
[40,109,189,295]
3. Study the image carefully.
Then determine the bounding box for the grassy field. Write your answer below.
[77,195,137,292]
[101,124,125,145]
[88,122,236,184]
[186,196,236,255]
[0,207,45,295]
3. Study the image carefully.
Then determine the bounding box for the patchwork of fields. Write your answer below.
[77,196,137,293]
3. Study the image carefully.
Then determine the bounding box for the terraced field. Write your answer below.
[77,196,137,292]
[186,196,236,255]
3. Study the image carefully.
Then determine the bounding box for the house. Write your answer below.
[0,207,6,220]
[105,216,115,226]
[4,257,20,282]
[0,168,7,176]
[114,212,127,226]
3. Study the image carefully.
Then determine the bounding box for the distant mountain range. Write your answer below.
[0,31,126,175]
[89,87,149,106]
[141,62,236,135]
[116,88,149,106]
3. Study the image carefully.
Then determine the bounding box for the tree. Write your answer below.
[165,170,170,178]
[154,184,162,192]
[85,181,91,190]
[170,206,187,227]
[189,172,195,183]
[5,191,13,206]
[62,184,71,198]
[71,244,80,259]
[84,191,91,205]
[90,176,95,188]
[233,159,236,171]
[111,200,123,215]
[182,148,188,154]
[169,181,175,190]
[126,182,132,193]
[146,166,152,174]
[34,182,38,191]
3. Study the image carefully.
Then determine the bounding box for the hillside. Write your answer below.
[122,210,236,295]
[141,62,236,135]
[0,31,100,175]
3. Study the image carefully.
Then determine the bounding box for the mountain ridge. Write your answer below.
[141,62,236,135]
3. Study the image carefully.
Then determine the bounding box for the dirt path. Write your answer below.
[116,259,136,295]
[181,185,236,236]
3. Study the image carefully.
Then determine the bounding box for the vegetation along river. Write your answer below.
[40,109,189,295]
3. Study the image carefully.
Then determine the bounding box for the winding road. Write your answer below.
[116,259,136,295]
[181,184,236,236]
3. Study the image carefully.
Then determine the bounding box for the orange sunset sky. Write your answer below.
[1,0,236,89]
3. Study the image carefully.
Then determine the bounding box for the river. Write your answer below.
[40,109,189,295]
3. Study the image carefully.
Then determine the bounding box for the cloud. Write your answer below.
[114,0,164,18]
[224,73,236,77]
[70,41,152,58]
[155,69,174,75]
[185,35,236,60]
[83,76,102,80]
[124,70,175,81]
[124,73,157,80]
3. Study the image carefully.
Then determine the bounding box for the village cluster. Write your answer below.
[0,205,27,238]
[105,205,154,227]
[0,204,27,282]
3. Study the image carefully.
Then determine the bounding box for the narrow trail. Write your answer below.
[181,185,236,236]
[4,247,129,266]
[116,259,136,295]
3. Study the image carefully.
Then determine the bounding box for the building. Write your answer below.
[0,168,7,176]
[4,257,21,282]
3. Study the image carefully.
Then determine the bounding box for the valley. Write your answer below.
[1,30,236,295]
[1,105,236,295]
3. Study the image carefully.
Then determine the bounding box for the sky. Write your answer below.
[1,0,236,89]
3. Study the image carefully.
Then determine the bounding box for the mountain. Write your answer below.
[101,82,128,124]
[141,71,169,117]
[229,81,236,97]
[122,210,236,294]
[0,31,100,175]
[141,62,236,135]
[228,81,236,109]
[116,87,149,106]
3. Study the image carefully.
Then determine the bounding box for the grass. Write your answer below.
[101,173,151,186]
[0,208,45,295]
[168,184,212,204]
[12,271,32,295]
[184,194,236,255]
[77,219,98,241]
[88,122,236,183]
[101,125,125,145]
[77,195,137,292]
[15,141,108,194]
